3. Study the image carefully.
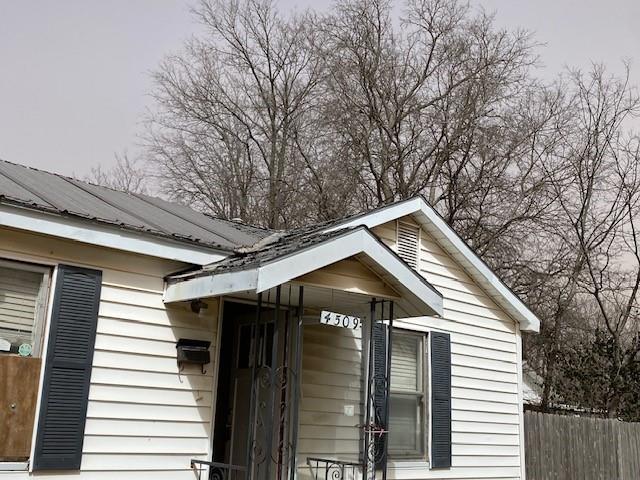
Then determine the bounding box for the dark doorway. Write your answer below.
[212,301,256,466]
[211,292,305,480]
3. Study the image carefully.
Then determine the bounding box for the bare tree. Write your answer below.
[147,0,323,228]
[142,0,640,417]
[86,151,149,194]
[312,0,563,270]
[525,65,640,414]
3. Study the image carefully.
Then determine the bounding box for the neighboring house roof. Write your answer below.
[165,225,444,319]
[523,362,543,405]
[0,158,270,252]
[321,196,541,332]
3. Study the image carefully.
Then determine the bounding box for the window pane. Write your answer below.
[0,265,44,355]
[390,333,420,393]
[388,393,423,456]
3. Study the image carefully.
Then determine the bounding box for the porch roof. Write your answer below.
[164,226,443,318]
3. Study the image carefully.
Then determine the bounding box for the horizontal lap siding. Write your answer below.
[0,228,217,478]
[298,325,363,462]
[373,219,522,480]
[298,256,397,471]
[86,284,217,471]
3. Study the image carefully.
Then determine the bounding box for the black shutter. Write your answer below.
[430,331,451,468]
[33,264,102,471]
[372,322,388,469]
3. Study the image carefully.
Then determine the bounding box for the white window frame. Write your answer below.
[0,257,53,470]
[388,328,429,461]
[0,258,51,358]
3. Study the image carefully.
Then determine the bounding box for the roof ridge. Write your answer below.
[201,212,273,233]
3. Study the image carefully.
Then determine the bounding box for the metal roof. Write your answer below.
[0,159,271,251]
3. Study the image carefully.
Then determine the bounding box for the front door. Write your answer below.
[229,320,277,467]
[213,301,290,479]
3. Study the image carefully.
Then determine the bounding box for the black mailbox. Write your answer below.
[176,339,211,371]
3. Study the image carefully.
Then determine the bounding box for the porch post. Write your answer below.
[363,299,393,480]
[363,299,377,480]
[263,286,282,480]
[381,301,394,480]
[288,286,304,480]
[246,293,263,480]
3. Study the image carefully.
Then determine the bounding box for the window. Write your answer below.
[396,221,420,269]
[0,260,50,357]
[388,330,427,458]
[0,259,51,464]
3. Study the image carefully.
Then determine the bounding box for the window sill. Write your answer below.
[387,460,431,471]
[0,461,29,471]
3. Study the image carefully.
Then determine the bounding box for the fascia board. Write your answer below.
[256,229,442,317]
[164,227,443,318]
[414,198,540,332]
[256,230,368,293]
[322,197,540,332]
[0,204,227,265]
[362,231,443,317]
[164,269,258,303]
[323,197,422,232]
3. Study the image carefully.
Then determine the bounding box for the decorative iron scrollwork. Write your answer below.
[307,457,362,480]
[363,300,394,480]
[190,459,246,480]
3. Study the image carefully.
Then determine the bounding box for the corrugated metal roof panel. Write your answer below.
[132,193,265,247]
[0,160,145,226]
[66,178,234,245]
[0,159,272,250]
[0,170,53,207]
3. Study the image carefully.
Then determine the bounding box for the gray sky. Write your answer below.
[1,0,639,177]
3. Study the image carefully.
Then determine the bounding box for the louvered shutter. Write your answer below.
[33,265,102,471]
[372,322,389,469]
[430,332,451,468]
[396,222,420,268]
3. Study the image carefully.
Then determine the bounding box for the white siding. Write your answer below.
[375,218,523,480]
[294,217,523,479]
[1,211,526,480]
[299,325,363,461]
[0,227,217,479]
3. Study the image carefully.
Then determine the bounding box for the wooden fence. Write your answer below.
[525,411,640,480]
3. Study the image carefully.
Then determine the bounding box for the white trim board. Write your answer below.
[324,196,541,332]
[0,204,227,265]
[165,228,443,319]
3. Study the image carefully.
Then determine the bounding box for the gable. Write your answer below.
[372,216,518,331]
[323,196,539,332]
[294,258,400,299]
[165,226,442,319]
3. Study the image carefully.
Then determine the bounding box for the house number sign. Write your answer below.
[320,310,362,330]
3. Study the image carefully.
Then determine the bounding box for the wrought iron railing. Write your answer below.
[306,457,363,480]
[190,459,246,480]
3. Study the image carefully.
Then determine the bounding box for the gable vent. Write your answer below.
[396,221,420,269]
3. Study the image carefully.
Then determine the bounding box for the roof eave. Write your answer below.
[0,202,230,265]
[324,196,541,333]
[164,227,443,318]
